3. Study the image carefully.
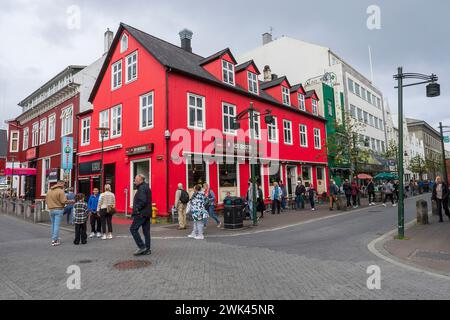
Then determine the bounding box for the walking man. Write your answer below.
[431,176,450,223]
[367,179,376,206]
[130,174,152,256]
[382,180,396,207]
[329,180,339,211]
[175,183,189,230]
[295,181,306,210]
[46,180,71,246]
[343,179,352,207]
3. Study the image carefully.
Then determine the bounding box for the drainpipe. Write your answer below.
[165,68,172,216]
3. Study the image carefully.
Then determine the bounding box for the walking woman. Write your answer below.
[431,176,450,223]
[204,183,221,229]
[351,180,359,209]
[188,184,209,240]
[271,182,282,214]
[97,184,116,240]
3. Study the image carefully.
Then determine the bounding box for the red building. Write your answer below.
[78,23,329,215]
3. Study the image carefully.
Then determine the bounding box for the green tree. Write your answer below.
[408,155,427,180]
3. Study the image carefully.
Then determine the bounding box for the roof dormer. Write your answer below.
[235,60,261,95]
[290,84,307,111]
[200,48,237,86]
[305,90,320,116]
[260,76,292,106]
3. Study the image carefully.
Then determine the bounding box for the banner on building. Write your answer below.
[61,137,74,171]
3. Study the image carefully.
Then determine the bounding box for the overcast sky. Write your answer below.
[1,0,449,138]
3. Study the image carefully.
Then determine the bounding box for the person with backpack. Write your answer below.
[271,182,282,215]
[174,183,189,230]
[295,181,306,210]
[204,183,221,229]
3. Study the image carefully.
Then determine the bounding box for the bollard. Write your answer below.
[431,200,438,216]
[416,200,429,225]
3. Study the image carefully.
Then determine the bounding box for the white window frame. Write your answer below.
[22,127,29,151]
[298,93,306,111]
[249,111,261,140]
[39,118,47,145]
[111,105,122,138]
[282,86,290,106]
[187,93,206,131]
[111,60,122,90]
[348,78,354,93]
[140,92,154,131]
[300,125,308,148]
[283,120,293,145]
[32,122,39,147]
[120,34,129,53]
[10,130,19,153]
[99,110,110,141]
[268,116,279,143]
[81,117,91,146]
[355,83,361,96]
[222,60,235,86]
[60,105,73,137]
[41,158,51,196]
[312,99,318,116]
[314,128,321,150]
[48,114,56,142]
[222,102,237,135]
[248,72,258,94]
[125,51,138,84]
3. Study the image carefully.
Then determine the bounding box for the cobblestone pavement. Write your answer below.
[1,194,449,300]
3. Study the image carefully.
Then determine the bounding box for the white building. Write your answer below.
[239,34,387,155]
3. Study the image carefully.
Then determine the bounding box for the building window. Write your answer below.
[121,34,128,53]
[126,51,138,83]
[282,86,290,106]
[363,111,368,124]
[188,93,205,130]
[283,120,292,145]
[140,92,154,130]
[357,108,363,122]
[249,111,261,140]
[81,117,91,146]
[61,106,73,137]
[312,99,318,115]
[41,158,51,196]
[222,103,237,135]
[48,114,56,142]
[369,114,374,127]
[377,140,381,152]
[374,117,379,129]
[10,131,19,152]
[99,110,110,141]
[367,92,372,104]
[23,127,29,151]
[32,122,39,147]
[314,128,321,149]
[248,72,258,94]
[187,158,207,190]
[111,105,122,138]
[298,94,306,111]
[348,78,354,93]
[111,60,122,90]
[222,60,235,86]
[327,100,333,117]
[39,118,47,145]
[350,105,356,118]
[218,163,238,202]
[268,116,278,143]
[355,83,361,96]
[377,98,381,108]
[361,87,367,101]
[379,119,384,131]
[300,125,308,147]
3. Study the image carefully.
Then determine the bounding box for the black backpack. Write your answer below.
[179,190,190,204]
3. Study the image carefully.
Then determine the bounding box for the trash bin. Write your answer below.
[223,197,244,229]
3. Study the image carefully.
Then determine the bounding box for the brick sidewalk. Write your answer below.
[384,215,450,275]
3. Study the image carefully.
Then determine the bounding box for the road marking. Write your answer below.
[367,214,450,281]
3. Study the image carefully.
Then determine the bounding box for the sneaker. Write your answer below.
[101,234,107,240]
[194,235,205,240]
[311,208,315,211]
[217,222,222,229]
[107,233,113,240]
[393,204,398,207]
[54,240,61,247]
[188,234,196,238]
[383,204,387,207]
[51,240,56,246]
[369,203,372,206]
[144,249,152,255]
[133,248,147,256]
[96,232,102,238]
[89,232,96,238]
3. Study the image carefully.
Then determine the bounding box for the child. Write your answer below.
[73,193,89,245]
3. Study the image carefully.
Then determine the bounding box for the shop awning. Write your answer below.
[4,168,37,176]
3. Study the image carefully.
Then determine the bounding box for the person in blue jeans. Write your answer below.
[203,183,221,228]
[64,187,76,224]
[45,180,70,246]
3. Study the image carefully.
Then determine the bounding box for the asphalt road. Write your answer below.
[0,193,449,300]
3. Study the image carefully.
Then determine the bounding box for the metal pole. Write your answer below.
[125,188,128,218]
[397,67,405,239]
[100,134,104,192]
[439,123,448,185]
[249,104,258,227]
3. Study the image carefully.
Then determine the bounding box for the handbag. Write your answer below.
[107,205,116,215]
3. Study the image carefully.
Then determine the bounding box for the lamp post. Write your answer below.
[439,123,450,185]
[394,68,440,239]
[232,102,275,227]
[96,127,110,192]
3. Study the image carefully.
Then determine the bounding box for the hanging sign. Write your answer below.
[61,137,74,171]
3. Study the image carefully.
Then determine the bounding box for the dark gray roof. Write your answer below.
[89,23,326,122]
[305,90,317,99]
[199,48,237,66]
[235,60,260,74]
[0,130,7,158]
[260,76,289,90]
[290,84,306,93]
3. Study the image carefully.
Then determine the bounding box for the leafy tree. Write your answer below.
[408,155,427,180]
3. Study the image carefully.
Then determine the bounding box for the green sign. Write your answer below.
[444,136,450,143]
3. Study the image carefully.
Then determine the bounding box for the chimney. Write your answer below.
[179,29,193,53]
[262,32,272,45]
[271,74,278,81]
[104,28,114,53]
[263,65,272,82]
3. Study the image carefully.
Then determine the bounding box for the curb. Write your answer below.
[367,213,450,281]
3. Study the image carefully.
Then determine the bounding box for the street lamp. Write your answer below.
[439,123,450,185]
[96,127,110,192]
[232,102,275,227]
[394,68,440,239]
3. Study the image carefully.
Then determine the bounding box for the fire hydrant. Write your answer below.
[152,204,158,224]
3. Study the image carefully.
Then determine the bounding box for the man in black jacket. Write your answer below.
[130,174,152,256]
[431,176,450,223]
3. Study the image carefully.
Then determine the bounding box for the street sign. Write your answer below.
[444,136,450,143]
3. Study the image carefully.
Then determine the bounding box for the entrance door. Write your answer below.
[104,163,116,193]
[316,167,326,194]
[78,179,91,201]
[287,166,297,197]
[130,159,151,206]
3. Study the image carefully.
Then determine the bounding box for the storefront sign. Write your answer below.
[61,137,74,171]
[126,143,154,156]
[47,169,59,183]
[79,161,102,176]
[4,168,37,176]
[214,139,256,157]
[26,147,38,161]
